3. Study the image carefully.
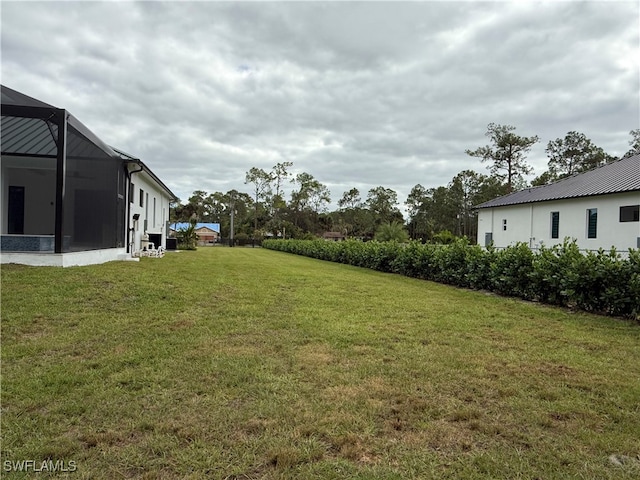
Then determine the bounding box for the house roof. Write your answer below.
[170,223,221,233]
[1,84,120,160]
[1,84,56,109]
[115,147,178,202]
[195,227,219,234]
[1,85,178,202]
[476,154,640,209]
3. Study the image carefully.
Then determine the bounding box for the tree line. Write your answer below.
[171,126,640,243]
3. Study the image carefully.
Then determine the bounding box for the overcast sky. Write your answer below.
[2,1,638,210]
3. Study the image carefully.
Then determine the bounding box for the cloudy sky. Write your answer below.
[2,1,638,210]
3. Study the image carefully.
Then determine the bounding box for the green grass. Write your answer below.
[2,247,640,479]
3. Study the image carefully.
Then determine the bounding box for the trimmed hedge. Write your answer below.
[263,238,640,319]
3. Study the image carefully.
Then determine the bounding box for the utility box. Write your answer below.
[484,232,493,247]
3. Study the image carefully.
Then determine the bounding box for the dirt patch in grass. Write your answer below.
[296,343,335,366]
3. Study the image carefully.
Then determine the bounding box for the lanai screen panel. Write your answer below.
[2,86,128,253]
[62,124,124,252]
[1,116,58,237]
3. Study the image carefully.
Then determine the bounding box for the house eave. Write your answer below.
[119,152,178,202]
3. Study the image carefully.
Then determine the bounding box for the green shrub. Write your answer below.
[391,240,426,278]
[529,241,581,306]
[464,243,494,290]
[560,247,638,317]
[434,239,469,286]
[262,239,639,319]
[490,243,535,299]
[624,249,640,318]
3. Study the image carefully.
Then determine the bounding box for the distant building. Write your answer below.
[322,231,346,241]
[170,223,221,245]
[475,154,640,253]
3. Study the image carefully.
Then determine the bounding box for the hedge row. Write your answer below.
[262,239,640,319]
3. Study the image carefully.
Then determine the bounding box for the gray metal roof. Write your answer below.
[1,85,56,109]
[1,113,117,160]
[114,147,178,201]
[1,84,120,159]
[476,154,640,209]
[1,115,58,156]
[1,85,178,201]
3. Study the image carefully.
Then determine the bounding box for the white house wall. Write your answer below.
[478,192,640,252]
[128,168,172,251]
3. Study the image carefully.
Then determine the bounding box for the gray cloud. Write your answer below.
[2,1,638,209]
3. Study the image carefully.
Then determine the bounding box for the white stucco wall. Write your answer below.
[127,168,172,251]
[477,192,640,252]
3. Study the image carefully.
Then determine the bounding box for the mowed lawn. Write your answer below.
[2,248,639,479]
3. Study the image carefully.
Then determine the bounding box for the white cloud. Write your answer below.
[2,1,638,209]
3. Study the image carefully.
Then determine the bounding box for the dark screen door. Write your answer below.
[8,186,25,234]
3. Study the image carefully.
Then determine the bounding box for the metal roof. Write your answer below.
[1,85,178,201]
[1,113,120,160]
[476,154,640,209]
[1,84,56,109]
[115,147,178,202]
[1,115,58,156]
[1,84,120,160]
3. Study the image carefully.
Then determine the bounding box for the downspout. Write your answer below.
[490,208,494,246]
[529,204,534,249]
[124,160,144,253]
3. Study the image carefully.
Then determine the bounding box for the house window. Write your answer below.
[129,183,135,204]
[139,189,144,207]
[620,205,639,222]
[502,219,507,231]
[153,197,157,227]
[587,208,597,238]
[551,212,559,239]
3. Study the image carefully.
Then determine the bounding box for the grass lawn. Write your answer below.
[2,247,640,479]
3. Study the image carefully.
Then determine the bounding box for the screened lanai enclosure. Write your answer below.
[1,85,126,258]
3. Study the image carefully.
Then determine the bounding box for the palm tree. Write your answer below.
[177,217,198,250]
[375,222,409,243]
